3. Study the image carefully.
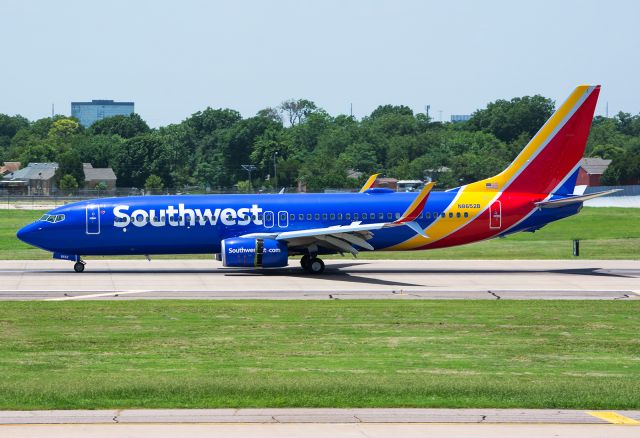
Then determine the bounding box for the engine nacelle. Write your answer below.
[221,237,288,268]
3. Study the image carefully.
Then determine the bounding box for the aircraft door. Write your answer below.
[264,211,274,228]
[86,204,101,234]
[278,211,289,228]
[489,201,501,229]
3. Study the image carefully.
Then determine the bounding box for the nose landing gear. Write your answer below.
[73,261,85,273]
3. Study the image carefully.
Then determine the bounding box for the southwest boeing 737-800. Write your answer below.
[17,85,618,274]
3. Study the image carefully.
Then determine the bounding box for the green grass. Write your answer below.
[0,300,638,409]
[1,207,638,259]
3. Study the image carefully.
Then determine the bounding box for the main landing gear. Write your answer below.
[300,254,325,274]
[73,261,85,273]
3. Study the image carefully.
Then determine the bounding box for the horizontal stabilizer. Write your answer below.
[535,189,622,209]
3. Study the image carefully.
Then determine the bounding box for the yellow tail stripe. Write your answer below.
[586,411,640,425]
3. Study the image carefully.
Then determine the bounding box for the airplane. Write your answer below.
[17,84,619,274]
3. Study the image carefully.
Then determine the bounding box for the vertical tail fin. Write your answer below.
[473,85,600,194]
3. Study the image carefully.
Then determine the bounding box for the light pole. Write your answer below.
[273,151,278,192]
[241,164,257,192]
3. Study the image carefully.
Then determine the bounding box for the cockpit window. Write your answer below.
[39,214,65,223]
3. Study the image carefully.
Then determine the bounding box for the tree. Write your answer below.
[0,114,29,149]
[256,107,283,124]
[144,174,164,192]
[48,118,80,141]
[90,113,150,138]
[59,174,78,191]
[468,95,555,143]
[73,134,124,168]
[57,149,84,184]
[279,99,317,126]
[111,134,168,187]
[369,104,414,119]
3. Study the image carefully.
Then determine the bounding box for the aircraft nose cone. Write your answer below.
[16,222,40,246]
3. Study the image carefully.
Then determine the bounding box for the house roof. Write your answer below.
[0,162,21,175]
[579,157,612,175]
[3,163,58,181]
[84,167,117,181]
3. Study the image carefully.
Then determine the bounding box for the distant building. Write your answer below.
[577,157,612,186]
[0,162,58,195]
[83,163,117,190]
[71,99,134,127]
[0,161,21,176]
[450,114,471,123]
[372,177,398,190]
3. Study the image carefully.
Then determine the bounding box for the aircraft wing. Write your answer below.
[241,182,435,255]
[535,189,622,209]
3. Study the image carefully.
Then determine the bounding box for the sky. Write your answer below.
[1,0,639,126]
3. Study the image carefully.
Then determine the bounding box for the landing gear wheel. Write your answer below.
[308,257,325,274]
[300,255,310,270]
[73,262,85,273]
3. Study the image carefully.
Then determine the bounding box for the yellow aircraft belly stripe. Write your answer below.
[386,85,592,251]
[386,188,496,250]
[586,411,640,425]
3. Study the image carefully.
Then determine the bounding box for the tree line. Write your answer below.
[1,95,638,192]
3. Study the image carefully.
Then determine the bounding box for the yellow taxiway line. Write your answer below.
[586,412,640,425]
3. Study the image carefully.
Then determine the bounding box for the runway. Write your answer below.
[0,259,638,300]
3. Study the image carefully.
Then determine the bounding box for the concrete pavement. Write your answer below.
[0,259,638,300]
[0,409,638,438]
[3,423,640,438]
[0,408,638,424]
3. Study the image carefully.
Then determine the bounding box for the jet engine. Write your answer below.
[221,237,288,268]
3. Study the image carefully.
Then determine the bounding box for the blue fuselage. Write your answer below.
[17,190,580,257]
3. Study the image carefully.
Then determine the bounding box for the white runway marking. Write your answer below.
[45,290,155,301]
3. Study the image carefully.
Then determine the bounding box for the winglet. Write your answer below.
[359,173,380,192]
[394,182,435,224]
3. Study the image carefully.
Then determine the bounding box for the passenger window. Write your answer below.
[426,212,431,219]
[395,213,400,219]
[290,214,295,221]
[354,213,359,220]
[456,212,461,218]
[330,213,335,220]
[346,213,351,220]
[314,213,320,220]
[306,213,312,220]
[299,214,304,220]
[338,213,343,220]
[387,213,393,220]
[448,212,453,218]
[322,213,328,220]
[378,213,384,220]
[464,212,469,218]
